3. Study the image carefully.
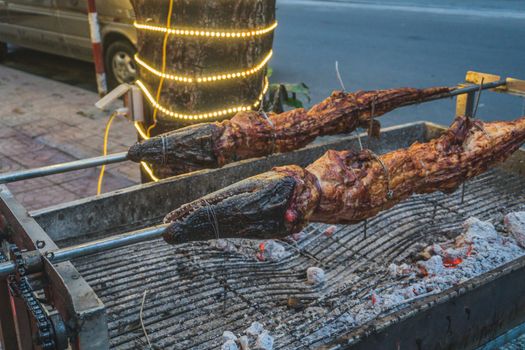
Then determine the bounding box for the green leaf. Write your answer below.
[283,98,303,108]
[267,67,273,78]
[282,83,311,102]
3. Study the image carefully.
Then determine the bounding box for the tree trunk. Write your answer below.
[131,0,276,178]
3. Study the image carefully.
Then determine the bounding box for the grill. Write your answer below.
[69,168,525,349]
[2,120,525,350]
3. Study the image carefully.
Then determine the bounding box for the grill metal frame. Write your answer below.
[1,70,525,349]
[0,186,108,350]
[1,120,524,349]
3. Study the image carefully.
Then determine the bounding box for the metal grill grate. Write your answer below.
[71,169,525,349]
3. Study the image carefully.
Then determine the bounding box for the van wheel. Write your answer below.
[0,42,8,62]
[105,40,137,89]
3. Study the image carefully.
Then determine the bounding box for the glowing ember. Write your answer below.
[442,256,463,268]
[284,209,297,223]
[256,240,288,262]
[350,215,525,335]
[256,242,266,261]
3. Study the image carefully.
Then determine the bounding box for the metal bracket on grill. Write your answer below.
[465,71,525,97]
[0,185,109,349]
[7,245,68,350]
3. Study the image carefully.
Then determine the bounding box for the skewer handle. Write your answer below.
[0,224,168,279]
[0,152,128,185]
[450,79,506,97]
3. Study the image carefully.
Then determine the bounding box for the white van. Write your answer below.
[0,0,137,87]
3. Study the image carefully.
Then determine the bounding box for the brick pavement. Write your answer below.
[0,66,140,211]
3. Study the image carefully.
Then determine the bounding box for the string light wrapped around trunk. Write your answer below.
[131,0,276,178]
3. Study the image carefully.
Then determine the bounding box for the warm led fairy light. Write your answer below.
[134,121,150,140]
[135,50,273,84]
[253,77,269,109]
[136,78,269,121]
[140,161,160,182]
[134,21,278,38]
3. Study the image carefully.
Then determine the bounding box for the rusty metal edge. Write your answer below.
[0,185,109,350]
[18,121,525,349]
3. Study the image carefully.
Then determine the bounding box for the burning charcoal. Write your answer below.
[239,335,250,350]
[222,331,238,343]
[245,321,264,336]
[306,267,325,285]
[222,340,239,350]
[360,216,525,329]
[504,212,525,248]
[443,247,464,259]
[255,331,274,350]
[257,240,288,262]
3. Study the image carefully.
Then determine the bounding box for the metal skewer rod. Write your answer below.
[0,152,128,185]
[0,80,512,278]
[398,79,507,108]
[0,223,168,279]
[0,79,508,186]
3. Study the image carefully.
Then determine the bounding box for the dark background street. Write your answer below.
[271,0,525,126]
[3,0,525,127]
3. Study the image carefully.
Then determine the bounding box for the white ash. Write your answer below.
[256,240,290,262]
[227,214,525,348]
[305,214,525,343]
[255,331,274,350]
[222,340,239,350]
[245,321,264,336]
[222,331,238,343]
[215,239,238,253]
[238,335,250,350]
[463,217,499,241]
[306,267,325,285]
[222,322,273,350]
[365,216,524,317]
[417,255,445,276]
[504,212,525,248]
[388,262,412,277]
[431,243,444,256]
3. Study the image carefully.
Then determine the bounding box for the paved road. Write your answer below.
[272,0,525,127]
[3,0,525,127]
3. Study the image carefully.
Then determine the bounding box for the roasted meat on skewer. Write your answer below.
[127,86,451,172]
[162,115,525,244]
